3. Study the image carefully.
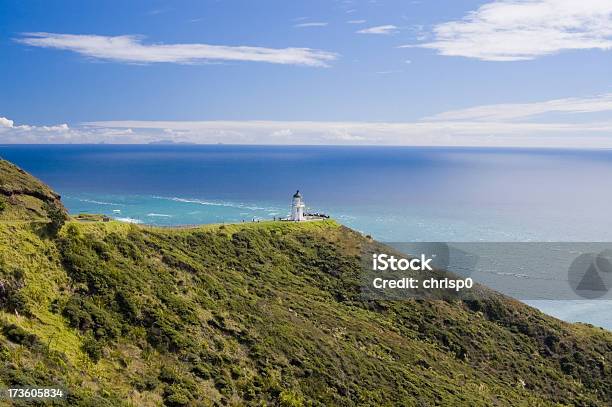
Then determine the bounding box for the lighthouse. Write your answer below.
[290,190,305,221]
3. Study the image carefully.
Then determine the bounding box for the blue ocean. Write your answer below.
[2,145,611,328]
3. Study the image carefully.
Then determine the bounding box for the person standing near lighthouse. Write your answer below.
[290,190,305,221]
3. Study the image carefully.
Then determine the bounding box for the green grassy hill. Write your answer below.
[0,161,610,406]
[0,159,66,223]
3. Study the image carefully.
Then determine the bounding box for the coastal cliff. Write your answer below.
[0,160,610,406]
[0,159,67,223]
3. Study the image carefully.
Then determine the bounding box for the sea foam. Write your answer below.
[115,217,143,224]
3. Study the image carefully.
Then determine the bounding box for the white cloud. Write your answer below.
[426,93,612,121]
[39,123,70,132]
[0,117,14,128]
[0,116,128,143]
[294,22,328,28]
[347,19,366,24]
[357,25,398,35]
[270,129,293,138]
[0,116,69,132]
[15,32,338,67]
[418,0,612,61]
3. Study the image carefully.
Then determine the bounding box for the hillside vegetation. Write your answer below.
[0,159,66,224]
[0,161,611,406]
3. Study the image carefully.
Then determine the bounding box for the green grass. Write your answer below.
[0,219,609,406]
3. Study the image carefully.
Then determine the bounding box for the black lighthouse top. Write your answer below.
[293,190,302,198]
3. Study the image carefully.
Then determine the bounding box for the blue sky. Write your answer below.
[1,0,612,147]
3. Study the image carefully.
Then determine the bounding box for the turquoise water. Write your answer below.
[62,193,605,242]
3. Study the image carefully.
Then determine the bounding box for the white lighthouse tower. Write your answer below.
[290,190,305,221]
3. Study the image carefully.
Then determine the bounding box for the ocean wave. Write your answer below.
[115,217,143,224]
[75,198,123,206]
[147,213,172,217]
[153,196,278,212]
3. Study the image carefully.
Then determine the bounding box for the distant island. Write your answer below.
[0,158,610,406]
[148,139,197,145]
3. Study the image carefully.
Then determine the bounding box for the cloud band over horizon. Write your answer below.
[3,93,612,148]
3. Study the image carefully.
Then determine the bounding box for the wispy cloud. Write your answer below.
[375,70,402,75]
[294,22,328,28]
[347,19,366,24]
[357,25,398,35]
[15,32,338,67]
[147,7,172,16]
[418,0,612,61]
[426,94,612,121]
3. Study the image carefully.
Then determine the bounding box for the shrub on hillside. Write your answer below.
[2,323,39,347]
[0,267,31,316]
[44,202,67,236]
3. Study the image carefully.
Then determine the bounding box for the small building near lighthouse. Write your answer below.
[290,190,305,221]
